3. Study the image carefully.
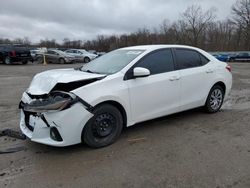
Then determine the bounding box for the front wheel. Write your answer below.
[59,58,65,64]
[37,56,43,64]
[82,104,123,148]
[204,85,224,113]
[84,57,90,63]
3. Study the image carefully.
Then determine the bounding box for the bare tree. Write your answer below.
[231,0,250,49]
[181,5,216,46]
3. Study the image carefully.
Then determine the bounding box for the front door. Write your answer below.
[126,49,181,123]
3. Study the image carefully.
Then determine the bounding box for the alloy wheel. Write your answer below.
[209,89,223,110]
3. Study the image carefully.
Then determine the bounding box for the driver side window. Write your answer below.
[136,49,175,75]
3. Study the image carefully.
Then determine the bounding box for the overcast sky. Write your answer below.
[0,0,236,43]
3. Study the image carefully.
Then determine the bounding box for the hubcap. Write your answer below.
[5,57,10,64]
[85,58,90,63]
[210,89,223,110]
[93,113,116,138]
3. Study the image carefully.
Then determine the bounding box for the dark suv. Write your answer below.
[229,52,250,62]
[0,44,32,64]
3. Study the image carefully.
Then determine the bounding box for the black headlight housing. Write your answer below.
[23,91,77,113]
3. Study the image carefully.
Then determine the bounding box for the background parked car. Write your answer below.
[212,53,230,62]
[0,44,32,64]
[229,52,250,62]
[30,49,44,61]
[96,52,106,57]
[65,49,98,63]
[37,49,75,64]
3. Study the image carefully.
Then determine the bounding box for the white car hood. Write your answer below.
[27,68,105,95]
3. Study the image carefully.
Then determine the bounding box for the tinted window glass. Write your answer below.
[200,54,209,65]
[47,50,56,55]
[136,49,174,75]
[175,49,202,69]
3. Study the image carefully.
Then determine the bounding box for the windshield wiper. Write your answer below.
[81,69,101,74]
[74,66,82,70]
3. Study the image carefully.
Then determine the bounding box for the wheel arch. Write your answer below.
[94,100,127,128]
[58,57,65,62]
[212,81,226,94]
[204,81,227,105]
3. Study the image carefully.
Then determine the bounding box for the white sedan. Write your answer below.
[19,45,232,148]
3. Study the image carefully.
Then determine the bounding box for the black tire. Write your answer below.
[4,56,11,65]
[204,85,225,113]
[82,104,123,148]
[22,61,28,64]
[229,58,234,62]
[84,57,90,63]
[59,58,65,64]
[37,56,43,64]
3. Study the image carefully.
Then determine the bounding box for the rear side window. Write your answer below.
[200,54,209,65]
[136,49,175,75]
[47,50,56,54]
[175,49,203,69]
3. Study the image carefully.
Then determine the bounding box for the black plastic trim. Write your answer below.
[50,127,63,141]
[76,97,94,113]
[41,115,50,128]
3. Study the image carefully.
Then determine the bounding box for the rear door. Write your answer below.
[126,48,181,123]
[174,48,214,111]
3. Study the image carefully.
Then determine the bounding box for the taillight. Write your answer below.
[226,64,231,72]
[11,51,16,57]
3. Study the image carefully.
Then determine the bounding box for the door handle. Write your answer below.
[169,76,181,81]
[206,69,214,73]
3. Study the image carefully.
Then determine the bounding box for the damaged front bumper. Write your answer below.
[19,92,93,147]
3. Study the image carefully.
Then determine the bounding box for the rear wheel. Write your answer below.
[4,56,11,65]
[204,85,224,113]
[82,104,123,148]
[37,56,43,64]
[59,58,65,64]
[22,61,28,64]
[84,57,90,63]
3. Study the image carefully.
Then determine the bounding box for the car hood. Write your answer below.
[27,68,105,95]
[86,53,98,57]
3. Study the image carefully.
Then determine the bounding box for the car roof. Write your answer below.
[120,44,219,63]
[66,49,86,51]
[120,44,202,51]
[50,49,64,53]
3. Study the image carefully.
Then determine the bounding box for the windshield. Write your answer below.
[79,50,88,54]
[80,49,144,74]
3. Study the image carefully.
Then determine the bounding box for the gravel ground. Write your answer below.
[0,62,250,188]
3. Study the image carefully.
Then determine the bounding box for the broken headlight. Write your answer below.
[24,91,77,113]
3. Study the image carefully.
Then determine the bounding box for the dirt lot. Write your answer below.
[0,62,250,188]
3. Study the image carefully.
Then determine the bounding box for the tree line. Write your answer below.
[0,0,249,52]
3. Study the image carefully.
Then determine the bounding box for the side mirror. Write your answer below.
[133,67,150,78]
